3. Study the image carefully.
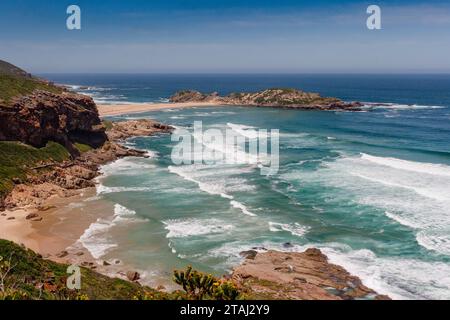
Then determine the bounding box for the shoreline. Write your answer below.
[0,189,95,256]
[0,118,175,287]
[98,101,223,117]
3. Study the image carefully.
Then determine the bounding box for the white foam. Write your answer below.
[282,152,450,256]
[78,204,142,258]
[212,111,236,115]
[78,218,117,259]
[208,241,450,299]
[163,218,233,238]
[371,103,445,110]
[230,200,257,216]
[416,230,450,256]
[361,153,450,177]
[96,185,154,195]
[168,164,258,217]
[321,245,450,300]
[227,123,260,140]
[268,221,309,237]
[99,158,156,176]
[112,204,138,223]
[191,128,260,165]
[145,150,159,158]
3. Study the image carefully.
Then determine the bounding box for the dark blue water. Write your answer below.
[42,73,450,106]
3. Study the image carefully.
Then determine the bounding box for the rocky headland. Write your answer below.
[0,118,173,211]
[0,60,173,211]
[233,249,390,300]
[170,88,364,111]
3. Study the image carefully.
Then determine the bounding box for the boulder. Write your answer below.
[239,250,258,260]
[126,271,140,281]
[26,213,39,220]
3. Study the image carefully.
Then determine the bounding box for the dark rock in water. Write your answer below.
[240,250,258,260]
[126,271,140,281]
[103,260,111,266]
[251,246,267,251]
[283,242,294,248]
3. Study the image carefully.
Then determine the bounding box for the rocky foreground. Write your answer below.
[170,88,363,111]
[233,249,390,300]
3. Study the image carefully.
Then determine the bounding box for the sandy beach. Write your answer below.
[98,101,222,117]
[0,189,97,260]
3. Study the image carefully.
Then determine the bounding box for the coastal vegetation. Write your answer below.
[0,60,62,104]
[0,141,70,199]
[0,239,242,300]
[0,71,62,105]
[173,266,240,300]
[0,239,169,300]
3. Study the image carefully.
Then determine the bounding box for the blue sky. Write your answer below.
[1,0,450,73]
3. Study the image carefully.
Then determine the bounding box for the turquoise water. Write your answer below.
[47,74,450,299]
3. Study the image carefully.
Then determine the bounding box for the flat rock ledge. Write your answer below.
[232,248,390,300]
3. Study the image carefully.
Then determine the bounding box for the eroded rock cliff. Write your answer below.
[0,90,107,157]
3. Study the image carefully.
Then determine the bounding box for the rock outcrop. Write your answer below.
[2,119,173,210]
[0,90,107,157]
[232,248,390,300]
[170,88,363,111]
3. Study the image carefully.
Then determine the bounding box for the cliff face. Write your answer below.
[170,88,363,111]
[0,90,107,157]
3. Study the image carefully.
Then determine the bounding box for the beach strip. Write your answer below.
[98,101,222,117]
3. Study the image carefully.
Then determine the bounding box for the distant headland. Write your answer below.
[169,88,363,111]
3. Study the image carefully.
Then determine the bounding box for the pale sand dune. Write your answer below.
[98,101,223,117]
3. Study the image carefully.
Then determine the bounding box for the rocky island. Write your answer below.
[170,88,364,111]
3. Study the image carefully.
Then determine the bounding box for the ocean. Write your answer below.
[43,74,450,299]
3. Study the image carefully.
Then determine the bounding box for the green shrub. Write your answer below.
[173,266,240,300]
[74,143,92,153]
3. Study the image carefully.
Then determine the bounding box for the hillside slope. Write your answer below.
[0,60,31,78]
[0,239,170,300]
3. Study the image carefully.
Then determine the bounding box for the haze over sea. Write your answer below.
[44,74,450,299]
